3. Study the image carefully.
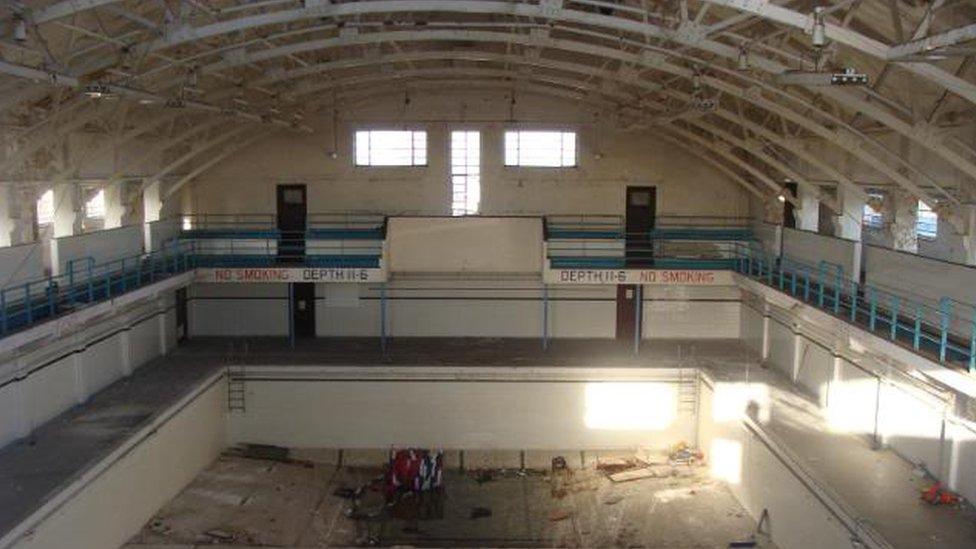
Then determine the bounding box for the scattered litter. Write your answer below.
[149,519,169,535]
[549,509,573,521]
[669,442,704,466]
[203,529,234,542]
[241,443,289,462]
[609,468,654,483]
[470,506,492,519]
[921,482,960,506]
[596,457,644,475]
[473,469,494,484]
[603,495,624,506]
[551,456,568,471]
[333,487,356,499]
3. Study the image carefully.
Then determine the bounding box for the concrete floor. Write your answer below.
[175,336,740,368]
[0,355,221,539]
[712,361,976,549]
[125,454,770,548]
[4,336,976,548]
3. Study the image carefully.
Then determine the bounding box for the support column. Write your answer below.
[143,180,163,252]
[796,185,820,232]
[959,205,976,266]
[0,186,16,247]
[52,182,81,238]
[104,181,131,229]
[834,186,864,242]
[890,191,918,253]
[835,186,865,281]
[143,180,162,223]
[761,301,771,364]
[158,297,171,355]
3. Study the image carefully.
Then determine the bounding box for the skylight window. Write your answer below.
[862,193,883,229]
[85,189,105,219]
[916,200,938,239]
[504,131,577,167]
[355,130,427,166]
[36,189,54,226]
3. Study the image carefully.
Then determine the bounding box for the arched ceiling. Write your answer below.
[0,0,974,218]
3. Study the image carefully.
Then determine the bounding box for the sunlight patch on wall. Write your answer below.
[583,382,675,431]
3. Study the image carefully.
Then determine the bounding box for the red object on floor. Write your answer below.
[921,483,960,506]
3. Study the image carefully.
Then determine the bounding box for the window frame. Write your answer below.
[503,130,578,168]
[862,192,884,229]
[84,188,106,219]
[354,129,428,167]
[916,200,938,240]
[450,130,481,216]
[36,189,54,226]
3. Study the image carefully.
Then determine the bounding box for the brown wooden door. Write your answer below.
[616,284,638,341]
[291,282,316,338]
[276,184,307,264]
[626,186,656,266]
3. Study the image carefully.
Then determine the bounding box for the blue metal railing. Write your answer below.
[0,244,195,337]
[545,214,753,269]
[733,244,976,372]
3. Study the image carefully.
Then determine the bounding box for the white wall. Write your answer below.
[388,216,542,274]
[782,228,857,277]
[643,286,741,339]
[6,374,225,549]
[189,283,288,337]
[863,244,976,317]
[229,367,693,451]
[186,92,750,218]
[0,296,176,449]
[740,278,976,506]
[50,224,144,276]
[192,279,741,340]
[0,243,45,287]
[698,378,858,549]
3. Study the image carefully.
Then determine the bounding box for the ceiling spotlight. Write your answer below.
[811,6,827,48]
[83,83,114,99]
[13,16,27,42]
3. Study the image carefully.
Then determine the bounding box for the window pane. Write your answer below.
[354,130,427,166]
[916,200,937,238]
[451,131,481,216]
[37,189,54,225]
[504,131,576,167]
[85,189,105,218]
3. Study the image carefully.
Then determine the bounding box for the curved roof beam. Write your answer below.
[656,130,767,200]
[181,27,971,201]
[19,0,976,188]
[7,2,970,206]
[699,0,976,104]
[238,46,924,204]
[7,8,969,202]
[251,49,830,202]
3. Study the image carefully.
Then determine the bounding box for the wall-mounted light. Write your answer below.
[777,194,787,203]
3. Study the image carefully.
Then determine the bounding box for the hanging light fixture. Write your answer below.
[737,47,749,71]
[811,6,827,48]
[13,16,27,42]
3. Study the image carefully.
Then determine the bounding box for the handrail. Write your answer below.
[0,243,196,337]
[733,243,975,372]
